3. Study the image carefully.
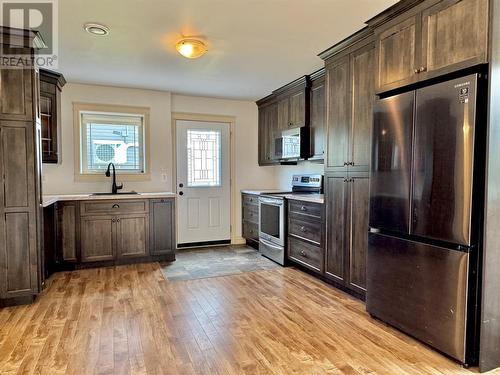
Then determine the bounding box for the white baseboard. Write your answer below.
[231,236,246,245]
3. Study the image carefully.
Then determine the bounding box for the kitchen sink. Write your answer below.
[90,191,139,196]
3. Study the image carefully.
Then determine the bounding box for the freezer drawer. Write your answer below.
[370,91,414,234]
[366,233,470,363]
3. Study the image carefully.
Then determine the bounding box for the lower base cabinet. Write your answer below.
[54,198,175,269]
[325,173,369,297]
[287,200,325,273]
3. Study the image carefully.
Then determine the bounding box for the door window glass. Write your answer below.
[187,129,221,187]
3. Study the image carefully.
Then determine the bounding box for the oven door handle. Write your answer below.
[259,198,283,206]
[260,238,283,250]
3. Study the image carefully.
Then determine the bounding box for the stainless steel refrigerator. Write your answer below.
[367,73,486,366]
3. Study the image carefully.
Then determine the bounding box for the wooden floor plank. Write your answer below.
[0,263,498,374]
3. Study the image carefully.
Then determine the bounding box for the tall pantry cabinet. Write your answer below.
[0,28,44,306]
[320,28,375,297]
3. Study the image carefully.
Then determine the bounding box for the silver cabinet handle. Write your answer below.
[300,250,307,257]
[300,226,306,232]
[300,206,306,211]
[112,204,120,208]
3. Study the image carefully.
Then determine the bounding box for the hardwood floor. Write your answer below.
[0,263,496,374]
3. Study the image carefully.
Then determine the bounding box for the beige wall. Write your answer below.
[170,94,279,242]
[42,84,280,242]
[43,83,173,194]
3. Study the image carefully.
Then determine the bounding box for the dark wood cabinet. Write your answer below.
[51,197,175,268]
[39,69,65,164]
[0,29,44,305]
[256,76,312,166]
[325,56,350,170]
[324,175,347,283]
[81,216,115,262]
[347,175,370,294]
[369,0,489,93]
[56,202,78,262]
[287,200,325,273]
[309,69,326,161]
[149,198,175,256]
[321,28,375,173]
[275,76,309,129]
[324,173,369,296]
[374,15,419,92]
[116,214,149,258]
[257,96,278,165]
[350,44,375,171]
[241,193,260,248]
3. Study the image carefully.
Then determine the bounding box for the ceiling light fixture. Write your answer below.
[84,23,110,36]
[175,38,207,59]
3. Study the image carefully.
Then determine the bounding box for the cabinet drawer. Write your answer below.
[242,194,259,207]
[288,200,323,219]
[288,215,322,245]
[288,236,323,272]
[243,221,259,241]
[243,206,259,224]
[81,200,148,215]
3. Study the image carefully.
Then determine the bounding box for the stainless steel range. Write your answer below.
[258,174,323,265]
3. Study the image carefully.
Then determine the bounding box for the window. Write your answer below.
[187,129,221,187]
[74,103,150,180]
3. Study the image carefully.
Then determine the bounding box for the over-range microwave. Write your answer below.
[274,127,311,162]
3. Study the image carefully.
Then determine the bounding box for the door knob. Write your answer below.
[179,183,184,188]
[179,191,184,196]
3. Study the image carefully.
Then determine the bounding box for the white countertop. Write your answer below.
[42,192,176,208]
[241,189,288,196]
[282,193,324,204]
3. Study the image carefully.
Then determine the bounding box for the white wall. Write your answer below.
[273,161,324,190]
[43,83,173,194]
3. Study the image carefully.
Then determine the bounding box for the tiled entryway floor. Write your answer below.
[160,245,279,281]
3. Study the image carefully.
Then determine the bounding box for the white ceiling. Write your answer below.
[58,0,398,100]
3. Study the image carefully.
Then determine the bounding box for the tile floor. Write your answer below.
[160,245,279,281]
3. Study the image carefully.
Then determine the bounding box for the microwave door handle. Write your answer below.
[260,238,283,250]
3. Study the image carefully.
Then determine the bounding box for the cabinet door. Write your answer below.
[348,175,370,294]
[376,15,419,92]
[267,102,279,161]
[57,202,78,262]
[258,106,269,165]
[149,199,175,255]
[0,68,33,121]
[0,123,39,298]
[350,44,375,171]
[326,56,350,170]
[289,90,305,127]
[325,174,348,283]
[40,91,58,163]
[81,216,114,262]
[278,97,290,129]
[309,77,326,160]
[116,214,149,258]
[421,0,488,78]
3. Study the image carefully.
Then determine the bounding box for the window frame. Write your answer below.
[73,102,151,182]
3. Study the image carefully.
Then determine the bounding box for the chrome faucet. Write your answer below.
[105,163,123,194]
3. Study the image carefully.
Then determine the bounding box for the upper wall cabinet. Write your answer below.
[256,76,314,166]
[309,69,326,161]
[274,76,310,130]
[368,0,489,93]
[40,69,66,164]
[320,28,375,173]
[256,95,279,165]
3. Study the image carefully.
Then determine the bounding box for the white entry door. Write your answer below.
[176,120,231,246]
